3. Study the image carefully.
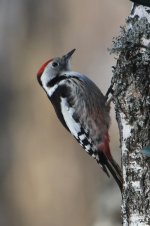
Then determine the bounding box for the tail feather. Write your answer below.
[98,151,122,191]
[98,135,122,191]
[105,158,122,192]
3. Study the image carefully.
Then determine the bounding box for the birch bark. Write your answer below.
[111,3,150,226]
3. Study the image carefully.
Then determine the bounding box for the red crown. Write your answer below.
[37,59,52,77]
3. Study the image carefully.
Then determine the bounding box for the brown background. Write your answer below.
[0,1,130,225]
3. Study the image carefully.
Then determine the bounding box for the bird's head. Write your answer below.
[37,49,76,88]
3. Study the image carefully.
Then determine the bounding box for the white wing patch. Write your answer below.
[60,97,80,138]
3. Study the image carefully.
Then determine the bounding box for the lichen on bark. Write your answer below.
[110,4,150,226]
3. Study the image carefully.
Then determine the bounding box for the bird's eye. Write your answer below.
[52,62,59,68]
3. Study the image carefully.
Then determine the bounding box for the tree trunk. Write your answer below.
[111,3,150,225]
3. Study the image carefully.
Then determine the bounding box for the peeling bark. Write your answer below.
[110,3,150,226]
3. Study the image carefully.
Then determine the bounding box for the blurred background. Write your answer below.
[0,1,130,226]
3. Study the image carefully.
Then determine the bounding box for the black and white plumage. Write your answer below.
[37,49,122,191]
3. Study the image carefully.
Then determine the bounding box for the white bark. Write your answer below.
[111,3,150,226]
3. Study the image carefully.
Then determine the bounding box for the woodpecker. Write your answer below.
[37,49,122,191]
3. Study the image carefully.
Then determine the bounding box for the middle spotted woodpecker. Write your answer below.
[37,49,122,191]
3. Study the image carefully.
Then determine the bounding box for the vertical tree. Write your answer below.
[110,1,150,225]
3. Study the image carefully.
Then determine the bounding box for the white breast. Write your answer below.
[60,97,80,138]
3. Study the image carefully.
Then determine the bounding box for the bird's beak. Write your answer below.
[62,49,76,62]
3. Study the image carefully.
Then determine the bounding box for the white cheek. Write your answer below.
[41,69,50,85]
[40,69,58,97]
